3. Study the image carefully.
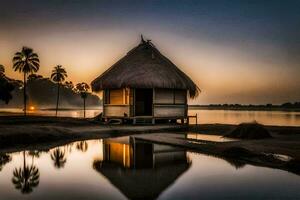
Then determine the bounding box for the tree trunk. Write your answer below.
[55,83,60,117]
[23,72,27,116]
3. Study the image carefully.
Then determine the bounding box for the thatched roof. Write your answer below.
[91,36,200,98]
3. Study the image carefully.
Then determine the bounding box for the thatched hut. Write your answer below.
[91,36,200,124]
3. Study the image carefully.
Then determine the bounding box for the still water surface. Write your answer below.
[1,108,300,126]
[0,138,299,199]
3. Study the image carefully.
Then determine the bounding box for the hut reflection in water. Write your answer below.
[93,136,191,199]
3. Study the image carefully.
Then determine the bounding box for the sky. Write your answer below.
[0,0,299,104]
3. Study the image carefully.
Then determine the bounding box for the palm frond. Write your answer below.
[51,65,67,83]
[12,47,40,75]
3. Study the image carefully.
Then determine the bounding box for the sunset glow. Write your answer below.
[0,2,300,200]
[29,106,35,111]
[0,1,299,104]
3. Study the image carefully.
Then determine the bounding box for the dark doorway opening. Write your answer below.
[135,89,153,116]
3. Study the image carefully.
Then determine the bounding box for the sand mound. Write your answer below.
[225,122,271,139]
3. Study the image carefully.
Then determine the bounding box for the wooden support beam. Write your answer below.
[152,118,155,124]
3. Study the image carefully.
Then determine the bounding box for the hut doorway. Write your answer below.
[135,89,153,116]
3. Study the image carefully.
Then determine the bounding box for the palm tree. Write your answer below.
[50,148,67,169]
[12,151,40,194]
[75,82,90,118]
[51,65,67,117]
[12,47,40,116]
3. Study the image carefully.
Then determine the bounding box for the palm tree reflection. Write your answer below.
[51,148,67,169]
[66,143,74,153]
[0,153,12,171]
[28,150,41,159]
[76,141,88,152]
[12,151,40,194]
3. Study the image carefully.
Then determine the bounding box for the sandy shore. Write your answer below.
[1,115,300,175]
[0,116,185,152]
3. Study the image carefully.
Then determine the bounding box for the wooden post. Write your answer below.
[102,90,106,118]
[133,88,136,117]
[152,88,155,117]
[152,118,155,124]
[196,113,198,125]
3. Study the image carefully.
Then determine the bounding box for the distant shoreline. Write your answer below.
[1,106,300,112]
[188,105,300,112]
[0,107,102,111]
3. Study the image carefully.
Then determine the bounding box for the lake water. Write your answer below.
[1,108,300,126]
[188,109,300,126]
[0,138,299,199]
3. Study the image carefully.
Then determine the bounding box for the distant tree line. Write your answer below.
[0,73,101,109]
[0,46,101,115]
[0,65,15,104]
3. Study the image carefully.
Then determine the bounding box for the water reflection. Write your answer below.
[76,141,89,152]
[0,139,299,199]
[12,151,40,194]
[50,148,67,169]
[93,137,191,199]
[188,109,300,126]
[28,150,42,158]
[186,133,237,142]
[223,157,246,169]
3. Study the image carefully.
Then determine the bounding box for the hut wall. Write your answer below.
[103,88,131,117]
[104,105,130,117]
[103,88,187,118]
[154,89,174,104]
[174,90,186,104]
[153,105,186,117]
[109,89,124,104]
[153,89,187,118]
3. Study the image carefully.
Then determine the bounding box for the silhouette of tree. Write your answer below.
[75,82,90,118]
[0,64,5,76]
[27,74,43,81]
[0,75,14,104]
[51,65,67,117]
[64,81,74,90]
[12,151,40,194]
[76,141,88,152]
[12,47,40,116]
[50,148,67,169]
[0,153,12,171]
